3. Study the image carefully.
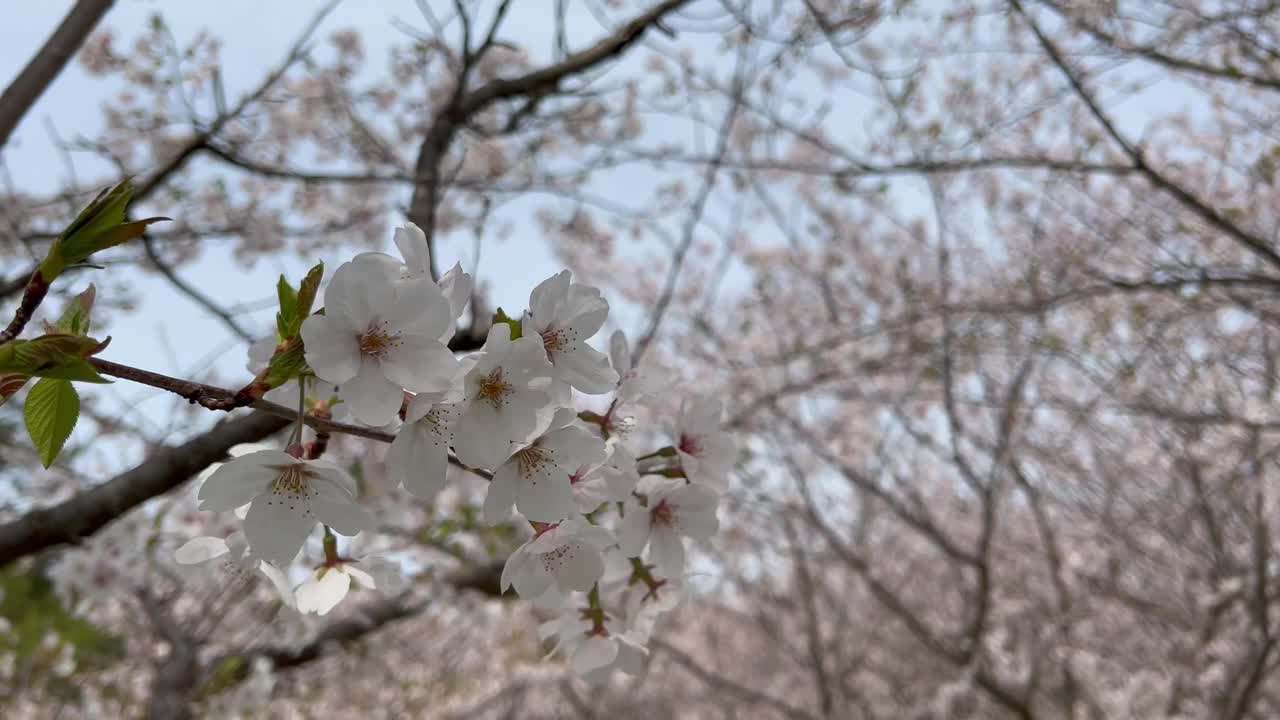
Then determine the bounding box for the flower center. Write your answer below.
[516,445,551,477]
[357,321,397,358]
[268,463,315,499]
[651,499,675,527]
[476,368,513,409]
[541,328,570,358]
[678,433,703,456]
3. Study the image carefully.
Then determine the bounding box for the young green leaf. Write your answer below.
[276,275,298,339]
[23,378,80,468]
[53,285,96,336]
[293,262,324,326]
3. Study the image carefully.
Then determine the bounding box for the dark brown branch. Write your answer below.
[405,0,690,276]
[0,410,288,566]
[0,269,51,343]
[0,0,115,148]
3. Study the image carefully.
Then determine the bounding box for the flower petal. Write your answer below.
[296,567,351,615]
[301,314,361,384]
[342,359,404,426]
[381,335,457,394]
[174,536,229,565]
[243,497,316,566]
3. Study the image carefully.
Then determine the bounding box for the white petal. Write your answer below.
[573,636,618,675]
[563,283,609,338]
[342,359,404,426]
[381,336,457,393]
[386,424,449,499]
[454,404,515,470]
[386,276,452,339]
[197,452,286,511]
[257,561,296,608]
[243,497,316,566]
[308,481,371,537]
[528,271,570,333]
[555,343,618,394]
[552,542,604,592]
[515,460,577,523]
[327,256,395,330]
[539,425,607,468]
[483,462,519,524]
[296,568,352,615]
[301,314,361,384]
[393,223,430,276]
[437,262,473,337]
[617,504,652,556]
[174,536,229,565]
[650,528,686,578]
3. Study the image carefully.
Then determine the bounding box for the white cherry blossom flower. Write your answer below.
[390,223,473,341]
[484,408,606,523]
[525,270,618,394]
[301,254,458,425]
[571,439,641,513]
[197,450,371,566]
[385,391,462,499]
[295,555,404,615]
[674,394,735,491]
[452,323,554,469]
[174,532,294,606]
[500,519,615,599]
[608,330,660,405]
[539,607,649,678]
[618,478,719,578]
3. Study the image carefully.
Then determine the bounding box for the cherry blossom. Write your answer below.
[608,330,659,406]
[525,270,618,394]
[673,395,735,491]
[173,532,294,606]
[385,391,462,499]
[197,450,371,566]
[300,253,458,425]
[451,323,555,469]
[500,519,616,599]
[571,439,641,513]
[295,555,404,616]
[618,478,719,578]
[483,409,607,523]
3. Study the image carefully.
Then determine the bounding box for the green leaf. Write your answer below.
[293,262,324,326]
[264,340,308,388]
[276,263,324,340]
[493,307,522,340]
[53,285,96,336]
[40,180,169,278]
[23,378,80,468]
[276,275,298,340]
[0,334,110,378]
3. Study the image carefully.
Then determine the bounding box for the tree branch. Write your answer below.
[0,0,115,148]
[405,0,690,275]
[0,410,288,566]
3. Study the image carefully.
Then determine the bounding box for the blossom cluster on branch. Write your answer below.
[178,223,732,678]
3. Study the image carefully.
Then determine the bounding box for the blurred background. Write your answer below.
[3,0,1280,717]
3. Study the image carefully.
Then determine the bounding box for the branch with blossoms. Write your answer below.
[0,181,734,683]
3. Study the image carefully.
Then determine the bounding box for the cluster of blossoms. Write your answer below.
[178,224,733,678]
